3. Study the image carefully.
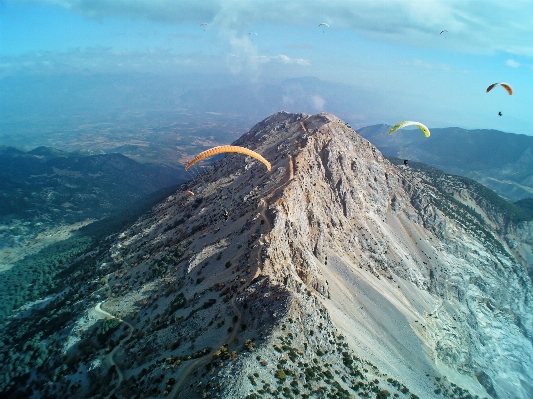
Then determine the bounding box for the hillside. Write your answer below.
[0,146,188,223]
[357,125,533,202]
[0,146,190,277]
[2,113,532,399]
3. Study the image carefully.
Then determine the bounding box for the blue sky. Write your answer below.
[1,0,533,134]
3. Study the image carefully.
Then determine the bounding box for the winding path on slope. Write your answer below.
[258,199,272,231]
[93,274,135,397]
[171,200,276,396]
[169,287,247,398]
[169,259,254,398]
[170,153,295,397]
[264,153,295,202]
[168,355,210,399]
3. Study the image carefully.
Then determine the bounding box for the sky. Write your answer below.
[1,0,533,135]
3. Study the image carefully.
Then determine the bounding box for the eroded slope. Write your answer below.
[45,112,533,399]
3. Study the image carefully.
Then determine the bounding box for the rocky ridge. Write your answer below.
[52,112,533,398]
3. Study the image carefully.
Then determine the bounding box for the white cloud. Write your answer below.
[225,29,310,80]
[18,0,533,59]
[400,59,451,71]
[225,35,309,82]
[282,95,294,106]
[226,33,258,77]
[0,48,198,77]
[256,54,310,66]
[311,95,326,111]
[506,59,520,68]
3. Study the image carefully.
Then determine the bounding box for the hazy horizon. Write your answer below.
[1,0,533,142]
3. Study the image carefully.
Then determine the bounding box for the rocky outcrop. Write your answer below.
[92,112,533,398]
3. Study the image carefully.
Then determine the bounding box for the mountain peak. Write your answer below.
[27,146,69,158]
[57,112,533,399]
[236,111,343,144]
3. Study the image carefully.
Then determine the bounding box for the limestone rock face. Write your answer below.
[102,112,532,399]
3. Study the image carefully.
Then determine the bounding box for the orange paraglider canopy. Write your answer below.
[486,83,513,95]
[184,190,195,196]
[185,145,271,172]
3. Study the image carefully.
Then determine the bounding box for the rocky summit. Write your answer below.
[44,112,533,398]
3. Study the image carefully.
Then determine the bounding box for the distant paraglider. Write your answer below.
[486,83,513,95]
[388,121,431,138]
[186,145,272,172]
[185,190,195,196]
[498,111,502,117]
[200,23,208,31]
[440,30,448,38]
[319,23,329,33]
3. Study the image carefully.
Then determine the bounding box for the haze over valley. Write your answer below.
[2,1,533,399]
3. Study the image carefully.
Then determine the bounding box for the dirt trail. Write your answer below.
[93,275,135,397]
[289,154,295,180]
[265,153,295,202]
[170,153,296,397]
[258,199,272,231]
[169,355,209,398]
[170,280,250,398]
[170,241,259,397]
[172,201,280,396]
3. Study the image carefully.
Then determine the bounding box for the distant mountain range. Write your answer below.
[0,74,373,121]
[357,124,533,201]
[0,146,189,223]
[0,74,378,150]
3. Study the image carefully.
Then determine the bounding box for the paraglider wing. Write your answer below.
[486,83,497,93]
[185,190,195,196]
[500,83,513,95]
[486,82,513,95]
[388,121,431,138]
[200,23,208,26]
[318,23,329,27]
[185,145,272,172]
[440,30,448,34]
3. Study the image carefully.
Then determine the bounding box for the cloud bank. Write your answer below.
[256,54,310,66]
[13,0,533,58]
[0,48,198,77]
[400,59,452,71]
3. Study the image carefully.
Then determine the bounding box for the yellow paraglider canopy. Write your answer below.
[185,145,272,172]
[388,121,430,138]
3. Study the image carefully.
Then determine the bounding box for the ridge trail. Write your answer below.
[169,264,252,398]
[93,274,135,397]
[170,152,294,397]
